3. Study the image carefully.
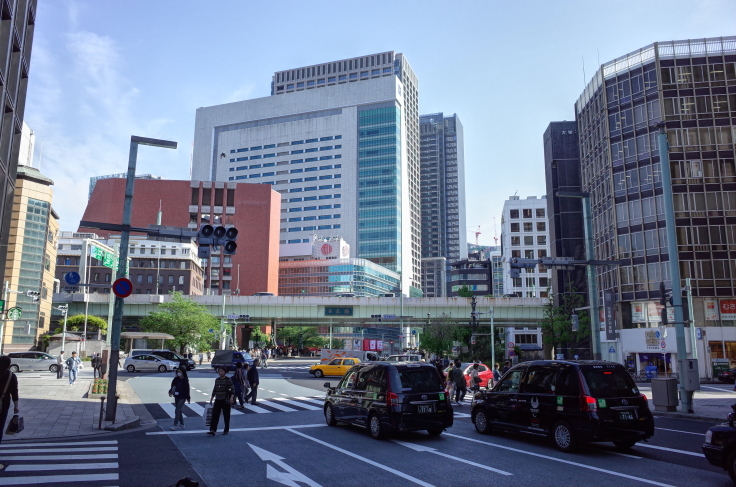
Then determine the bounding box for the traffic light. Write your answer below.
[571,314,579,331]
[58,305,68,315]
[197,224,215,259]
[223,227,238,255]
[26,290,40,303]
[661,307,668,326]
[244,314,250,323]
[371,314,382,322]
[659,281,667,306]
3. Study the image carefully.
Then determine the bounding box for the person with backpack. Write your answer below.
[453,360,467,404]
[0,355,19,445]
[445,362,457,405]
[66,351,82,385]
[169,366,191,430]
[208,366,234,436]
[232,362,247,409]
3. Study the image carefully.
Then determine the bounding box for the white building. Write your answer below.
[191,52,422,297]
[501,196,552,298]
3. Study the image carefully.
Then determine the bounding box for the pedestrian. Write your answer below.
[56,351,65,379]
[232,362,247,408]
[208,366,234,436]
[198,353,203,366]
[66,351,81,385]
[206,351,211,363]
[453,360,467,404]
[501,360,511,376]
[169,366,191,430]
[0,355,19,446]
[445,363,456,404]
[261,349,268,369]
[91,353,102,379]
[493,363,501,385]
[469,363,482,393]
[244,359,260,405]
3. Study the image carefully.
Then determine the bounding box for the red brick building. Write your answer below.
[79,179,281,295]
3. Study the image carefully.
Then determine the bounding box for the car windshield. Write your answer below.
[581,367,638,398]
[395,366,442,392]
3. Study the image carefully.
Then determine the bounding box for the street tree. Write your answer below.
[139,292,219,354]
[250,327,269,347]
[539,284,590,358]
[419,313,467,357]
[55,314,108,335]
[457,285,474,298]
[277,326,328,349]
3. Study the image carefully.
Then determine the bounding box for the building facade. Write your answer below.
[88,173,161,199]
[2,164,58,351]
[574,36,736,375]
[419,113,467,297]
[191,52,422,296]
[0,0,38,288]
[501,196,552,298]
[79,179,280,296]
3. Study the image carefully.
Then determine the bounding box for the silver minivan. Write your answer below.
[124,354,178,373]
[7,352,59,373]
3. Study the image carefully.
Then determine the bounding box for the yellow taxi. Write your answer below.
[309,358,361,378]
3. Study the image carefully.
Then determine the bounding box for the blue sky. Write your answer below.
[25,1,735,245]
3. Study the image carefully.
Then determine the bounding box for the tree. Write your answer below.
[277,326,328,349]
[539,283,590,358]
[457,285,474,298]
[250,328,269,347]
[139,292,219,354]
[419,314,467,357]
[55,315,107,335]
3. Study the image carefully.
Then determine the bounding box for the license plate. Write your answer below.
[619,410,634,421]
[417,404,434,414]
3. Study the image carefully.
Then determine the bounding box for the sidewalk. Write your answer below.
[639,382,735,423]
[5,366,154,441]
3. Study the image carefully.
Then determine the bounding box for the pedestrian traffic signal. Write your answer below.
[659,281,667,306]
[661,307,668,326]
[197,224,215,259]
[26,290,40,303]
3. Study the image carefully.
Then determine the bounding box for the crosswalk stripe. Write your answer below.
[0,473,119,486]
[0,454,118,461]
[5,462,119,472]
[269,398,322,410]
[159,402,177,418]
[239,403,271,413]
[186,403,206,416]
[0,440,117,448]
[230,406,244,415]
[293,397,325,405]
[0,447,117,454]
[255,399,300,412]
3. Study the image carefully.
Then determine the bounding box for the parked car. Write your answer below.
[718,368,736,384]
[323,361,453,439]
[124,354,179,373]
[385,354,423,362]
[471,360,654,452]
[462,362,494,388]
[703,404,736,484]
[6,352,59,373]
[131,349,195,370]
[210,350,253,371]
[310,358,361,378]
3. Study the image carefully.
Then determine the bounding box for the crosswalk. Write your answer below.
[262,365,311,371]
[0,439,119,486]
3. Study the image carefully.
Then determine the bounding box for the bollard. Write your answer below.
[99,396,106,430]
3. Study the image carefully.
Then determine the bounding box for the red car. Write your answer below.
[463,362,494,388]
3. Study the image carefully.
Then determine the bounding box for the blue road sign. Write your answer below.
[655,330,661,339]
[65,272,81,285]
[112,278,133,298]
[608,346,616,353]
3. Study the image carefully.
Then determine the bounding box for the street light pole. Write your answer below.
[106,135,177,422]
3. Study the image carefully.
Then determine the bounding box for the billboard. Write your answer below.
[720,299,736,320]
[704,299,719,320]
[362,339,383,352]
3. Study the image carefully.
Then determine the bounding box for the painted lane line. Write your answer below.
[591,447,642,459]
[0,447,117,454]
[147,423,327,435]
[655,427,707,436]
[454,412,472,418]
[202,393,209,396]
[0,454,118,461]
[279,393,290,396]
[267,390,277,393]
[286,428,434,487]
[269,398,322,410]
[293,397,326,406]
[700,385,730,391]
[0,473,119,486]
[6,462,119,472]
[256,400,300,412]
[0,440,117,448]
[158,402,177,418]
[635,443,705,457]
[444,433,673,487]
[392,440,512,475]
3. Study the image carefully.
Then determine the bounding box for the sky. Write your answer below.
[24,0,736,246]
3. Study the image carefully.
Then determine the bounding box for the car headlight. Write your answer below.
[705,430,712,444]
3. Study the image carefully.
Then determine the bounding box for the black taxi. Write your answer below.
[323,361,453,439]
[471,360,654,452]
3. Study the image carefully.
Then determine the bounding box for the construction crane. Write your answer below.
[467,225,481,245]
[493,217,499,245]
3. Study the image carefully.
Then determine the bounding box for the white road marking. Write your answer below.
[293,397,325,406]
[454,412,471,418]
[187,403,206,416]
[257,400,300,412]
[267,390,277,393]
[270,398,322,410]
[635,443,705,457]
[393,440,512,475]
[0,473,119,485]
[147,423,327,435]
[0,440,117,448]
[248,443,322,487]
[700,385,729,391]
[444,433,674,487]
[159,402,177,418]
[0,447,117,454]
[5,463,119,471]
[0,454,118,461]
[287,428,435,487]
[240,403,272,414]
[655,427,707,436]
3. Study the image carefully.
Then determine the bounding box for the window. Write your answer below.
[524,236,534,245]
[523,366,556,394]
[511,236,520,246]
[179,276,185,285]
[510,209,519,219]
[523,222,533,232]
[497,369,523,393]
[510,223,520,232]
[537,236,546,245]
[537,222,546,231]
[522,209,532,218]
[147,275,153,284]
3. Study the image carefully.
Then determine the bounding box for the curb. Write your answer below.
[651,410,724,424]
[104,415,141,431]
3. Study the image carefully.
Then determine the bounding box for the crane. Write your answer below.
[467,225,481,245]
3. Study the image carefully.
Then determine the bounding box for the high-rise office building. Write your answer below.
[501,196,551,297]
[0,0,38,288]
[419,113,467,296]
[191,52,422,296]
[574,36,736,372]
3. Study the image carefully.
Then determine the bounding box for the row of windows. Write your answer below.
[230,155,343,167]
[288,202,342,212]
[288,213,341,221]
[289,184,341,192]
[230,136,342,154]
[229,146,341,162]
[290,175,341,183]
[510,222,546,232]
[508,208,545,219]
[510,236,548,246]
[135,274,188,285]
[285,224,341,232]
[275,68,393,91]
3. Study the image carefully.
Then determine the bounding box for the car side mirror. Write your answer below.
[323,382,331,389]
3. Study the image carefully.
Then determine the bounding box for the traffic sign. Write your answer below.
[112,278,133,298]
[655,330,661,339]
[508,342,515,348]
[660,340,666,349]
[65,272,81,285]
[508,351,515,357]
[608,346,616,353]
[6,307,22,320]
[471,335,476,345]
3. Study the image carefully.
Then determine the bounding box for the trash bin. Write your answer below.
[651,377,678,412]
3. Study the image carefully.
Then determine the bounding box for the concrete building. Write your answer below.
[88,173,161,199]
[573,36,736,376]
[2,164,58,351]
[78,178,280,296]
[55,232,205,296]
[501,196,552,298]
[0,0,39,288]
[419,113,467,296]
[191,52,422,297]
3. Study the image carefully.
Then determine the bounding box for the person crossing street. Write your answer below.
[208,366,234,436]
[66,351,81,386]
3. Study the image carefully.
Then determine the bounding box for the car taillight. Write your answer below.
[580,395,597,412]
[387,392,399,406]
[640,393,648,403]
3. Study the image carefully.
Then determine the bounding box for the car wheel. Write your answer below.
[369,413,386,440]
[158,365,167,373]
[314,370,324,378]
[324,404,337,426]
[9,365,19,373]
[612,439,638,450]
[427,427,443,436]
[50,364,59,373]
[474,410,492,434]
[727,450,736,484]
[127,365,136,373]
[552,421,577,453]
